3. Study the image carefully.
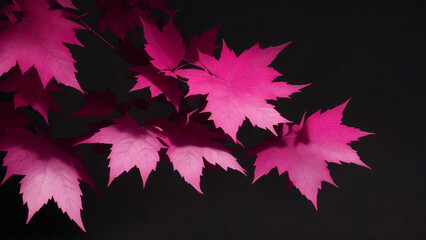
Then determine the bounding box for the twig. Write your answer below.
[78,19,116,51]
[141,98,152,125]
[76,7,99,20]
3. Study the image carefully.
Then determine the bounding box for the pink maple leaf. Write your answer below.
[0,66,59,123]
[185,25,220,62]
[131,65,184,110]
[0,128,94,231]
[155,118,245,193]
[176,41,307,142]
[251,101,373,209]
[98,0,141,40]
[77,114,164,187]
[140,14,185,74]
[0,0,84,91]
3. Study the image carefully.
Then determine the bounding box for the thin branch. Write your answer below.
[174,61,193,71]
[172,74,188,84]
[76,7,99,20]
[79,19,116,51]
[141,98,153,125]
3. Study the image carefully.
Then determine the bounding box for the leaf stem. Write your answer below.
[174,61,193,71]
[141,98,152,125]
[76,7,99,20]
[79,19,116,51]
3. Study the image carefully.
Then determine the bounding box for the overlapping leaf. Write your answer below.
[142,0,173,15]
[185,25,220,62]
[177,41,307,141]
[55,0,78,9]
[0,0,84,91]
[0,67,59,123]
[98,0,141,40]
[78,114,164,186]
[0,128,93,231]
[251,101,373,208]
[0,0,374,232]
[155,118,245,192]
[131,65,184,110]
[69,90,117,118]
[0,101,32,131]
[140,15,185,74]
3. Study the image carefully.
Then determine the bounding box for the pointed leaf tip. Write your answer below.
[252,101,373,210]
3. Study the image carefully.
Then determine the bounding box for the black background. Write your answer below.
[1,0,425,239]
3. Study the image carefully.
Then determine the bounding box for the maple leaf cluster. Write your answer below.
[0,0,373,231]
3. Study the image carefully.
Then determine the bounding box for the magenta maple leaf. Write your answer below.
[176,41,307,142]
[142,0,173,15]
[77,114,164,186]
[251,101,373,209]
[1,0,21,23]
[185,25,220,62]
[154,118,245,192]
[69,90,116,118]
[50,0,77,9]
[140,14,185,74]
[0,0,84,91]
[0,67,59,123]
[118,39,150,66]
[0,101,32,131]
[131,65,183,110]
[98,0,141,40]
[0,128,94,231]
